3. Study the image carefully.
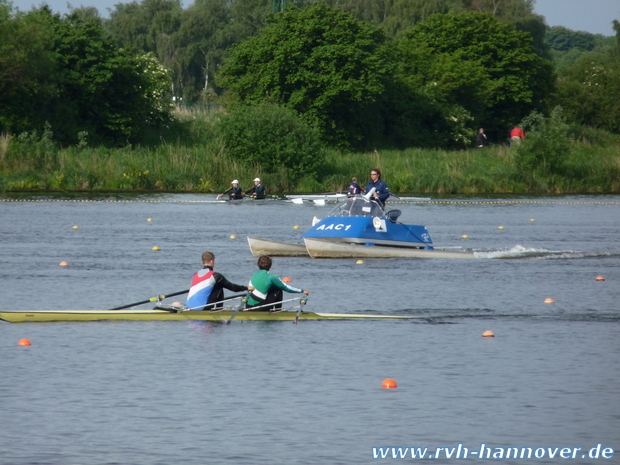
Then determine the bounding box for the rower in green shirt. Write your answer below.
[247,256,309,311]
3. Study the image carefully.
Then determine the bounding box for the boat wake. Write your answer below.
[380,307,620,323]
[474,244,620,260]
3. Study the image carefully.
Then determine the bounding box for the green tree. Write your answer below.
[218,2,395,147]
[0,5,173,145]
[172,0,232,101]
[398,11,555,140]
[51,13,174,144]
[0,3,58,134]
[557,53,620,133]
[545,26,596,52]
[216,103,324,179]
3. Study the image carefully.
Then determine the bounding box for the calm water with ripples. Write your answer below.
[1,194,619,464]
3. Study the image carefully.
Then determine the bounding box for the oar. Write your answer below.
[226,292,249,324]
[110,289,189,310]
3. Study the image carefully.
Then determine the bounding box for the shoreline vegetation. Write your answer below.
[1,107,619,196]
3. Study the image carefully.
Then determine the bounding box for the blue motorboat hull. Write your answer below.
[301,216,433,247]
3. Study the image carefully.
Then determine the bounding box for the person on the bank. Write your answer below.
[221,179,243,199]
[365,168,390,206]
[186,252,251,310]
[245,178,266,199]
[348,177,364,196]
[476,128,488,148]
[246,255,309,311]
[510,126,525,145]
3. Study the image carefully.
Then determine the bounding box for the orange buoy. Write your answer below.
[18,338,32,346]
[282,277,292,283]
[171,301,183,306]
[595,276,605,281]
[59,261,68,267]
[381,378,398,389]
[544,298,555,304]
[482,330,495,337]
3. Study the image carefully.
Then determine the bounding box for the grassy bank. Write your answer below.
[1,108,619,195]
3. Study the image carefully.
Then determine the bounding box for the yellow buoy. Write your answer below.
[293,225,300,229]
[544,298,555,304]
[59,261,68,267]
[356,260,364,264]
[482,330,495,337]
[72,225,79,230]
[147,218,153,222]
[530,219,535,222]
[152,246,160,251]
[229,235,237,239]
[498,226,505,230]
[462,235,469,239]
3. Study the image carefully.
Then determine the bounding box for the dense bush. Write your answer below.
[514,107,572,189]
[216,103,325,181]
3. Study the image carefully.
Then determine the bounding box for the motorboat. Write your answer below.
[247,194,474,259]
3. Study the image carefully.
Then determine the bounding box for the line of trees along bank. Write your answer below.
[1,0,620,193]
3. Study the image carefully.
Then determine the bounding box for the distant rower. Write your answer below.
[245,178,266,199]
[221,179,243,200]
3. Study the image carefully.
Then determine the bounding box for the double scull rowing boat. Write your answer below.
[0,309,412,323]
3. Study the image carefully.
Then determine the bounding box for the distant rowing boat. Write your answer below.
[0,309,413,323]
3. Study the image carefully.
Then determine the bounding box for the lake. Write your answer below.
[1,194,619,464]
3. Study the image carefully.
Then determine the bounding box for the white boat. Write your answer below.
[247,236,308,257]
[287,193,348,205]
[303,237,474,259]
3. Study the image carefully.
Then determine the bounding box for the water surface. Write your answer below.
[1,195,618,464]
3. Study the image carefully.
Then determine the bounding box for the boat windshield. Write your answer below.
[327,197,385,217]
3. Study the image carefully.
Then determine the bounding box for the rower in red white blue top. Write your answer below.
[186,252,251,310]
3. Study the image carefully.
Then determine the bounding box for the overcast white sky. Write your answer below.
[13,0,620,36]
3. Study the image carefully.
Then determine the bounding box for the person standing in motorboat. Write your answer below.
[246,256,309,311]
[220,179,243,199]
[348,177,364,196]
[245,178,266,199]
[366,169,390,206]
[186,252,252,310]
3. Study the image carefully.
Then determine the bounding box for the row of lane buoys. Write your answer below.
[461,219,538,238]
[382,327,502,387]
